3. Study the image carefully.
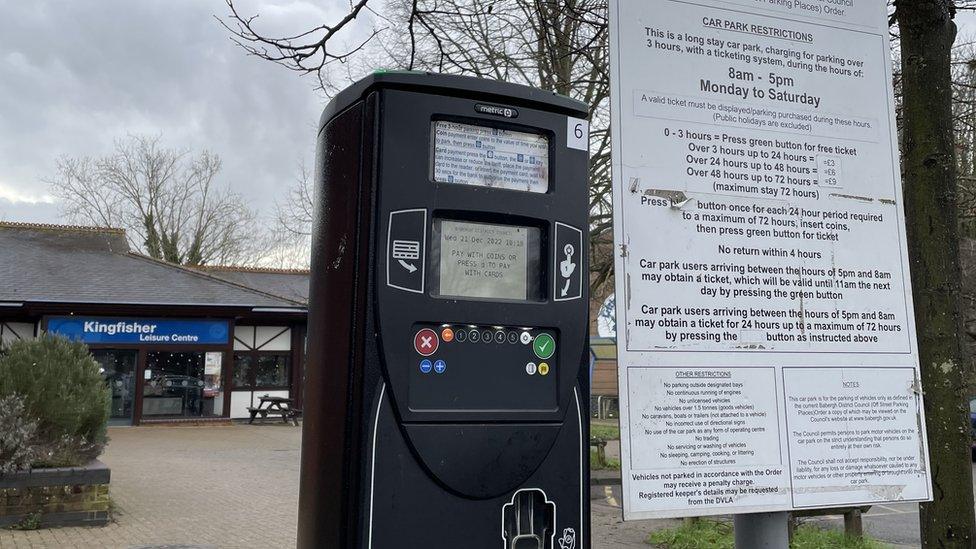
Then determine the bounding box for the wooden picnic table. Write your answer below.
[247,395,302,426]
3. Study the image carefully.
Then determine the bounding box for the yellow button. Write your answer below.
[538,362,550,376]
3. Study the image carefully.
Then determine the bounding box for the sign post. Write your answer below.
[608,0,931,541]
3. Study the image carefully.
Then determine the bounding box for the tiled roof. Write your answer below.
[193,266,310,304]
[195,265,310,275]
[0,221,126,235]
[0,223,304,308]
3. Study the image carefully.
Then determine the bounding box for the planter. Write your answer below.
[0,460,111,528]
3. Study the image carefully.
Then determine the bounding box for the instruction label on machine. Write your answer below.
[432,121,549,193]
[609,0,932,518]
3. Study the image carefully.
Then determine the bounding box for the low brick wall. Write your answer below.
[0,460,111,528]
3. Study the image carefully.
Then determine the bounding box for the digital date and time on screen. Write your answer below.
[432,220,541,301]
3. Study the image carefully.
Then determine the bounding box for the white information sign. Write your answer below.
[609,0,931,518]
[205,352,222,375]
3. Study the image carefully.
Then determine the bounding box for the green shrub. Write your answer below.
[0,394,39,473]
[0,334,110,467]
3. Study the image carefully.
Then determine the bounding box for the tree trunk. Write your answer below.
[897,1,976,547]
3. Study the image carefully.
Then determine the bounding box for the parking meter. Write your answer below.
[298,72,590,549]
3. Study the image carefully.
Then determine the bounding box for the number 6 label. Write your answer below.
[566,117,589,151]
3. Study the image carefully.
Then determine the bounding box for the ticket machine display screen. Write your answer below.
[431,121,549,193]
[431,219,541,301]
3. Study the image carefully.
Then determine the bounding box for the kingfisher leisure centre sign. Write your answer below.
[46,317,230,345]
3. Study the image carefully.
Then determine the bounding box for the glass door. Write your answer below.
[143,351,223,417]
[92,350,137,426]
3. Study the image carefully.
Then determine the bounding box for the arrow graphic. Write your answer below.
[398,260,417,273]
[561,278,571,296]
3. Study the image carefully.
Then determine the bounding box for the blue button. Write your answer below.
[419,359,432,374]
[434,360,447,374]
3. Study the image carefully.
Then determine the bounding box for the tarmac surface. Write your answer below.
[0,423,946,548]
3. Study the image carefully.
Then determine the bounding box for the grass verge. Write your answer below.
[647,519,885,549]
[591,423,620,441]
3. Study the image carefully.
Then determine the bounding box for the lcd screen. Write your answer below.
[431,220,541,301]
[432,121,549,193]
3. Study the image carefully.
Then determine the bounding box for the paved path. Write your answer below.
[1,424,301,549]
[0,425,656,548]
[1,424,965,548]
[803,502,920,547]
[591,484,679,547]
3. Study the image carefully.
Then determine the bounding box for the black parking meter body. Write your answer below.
[299,72,590,549]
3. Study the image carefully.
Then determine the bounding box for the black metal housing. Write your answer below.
[299,72,590,549]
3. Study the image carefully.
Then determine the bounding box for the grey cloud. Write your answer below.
[0,0,339,224]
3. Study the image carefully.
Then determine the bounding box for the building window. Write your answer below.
[256,354,290,387]
[143,351,223,417]
[233,352,290,390]
[232,354,253,389]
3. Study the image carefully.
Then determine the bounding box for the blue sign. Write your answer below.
[47,317,230,345]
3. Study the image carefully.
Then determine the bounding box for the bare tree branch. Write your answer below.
[48,134,261,266]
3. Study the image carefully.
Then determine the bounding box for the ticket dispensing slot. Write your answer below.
[503,489,556,549]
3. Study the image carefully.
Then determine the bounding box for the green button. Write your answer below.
[532,333,555,360]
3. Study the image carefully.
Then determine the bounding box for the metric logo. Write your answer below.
[474,103,519,118]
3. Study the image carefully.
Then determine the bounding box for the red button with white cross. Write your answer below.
[414,328,439,356]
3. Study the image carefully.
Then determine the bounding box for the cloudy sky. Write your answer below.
[1,2,975,227]
[0,0,362,224]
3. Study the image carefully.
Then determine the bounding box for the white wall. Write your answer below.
[1,322,35,346]
[230,391,253,419]
[231,389,291,419]
[234,326,292,351]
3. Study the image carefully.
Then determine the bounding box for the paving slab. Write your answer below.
[0,424,301,549]
[3,425,965,548]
